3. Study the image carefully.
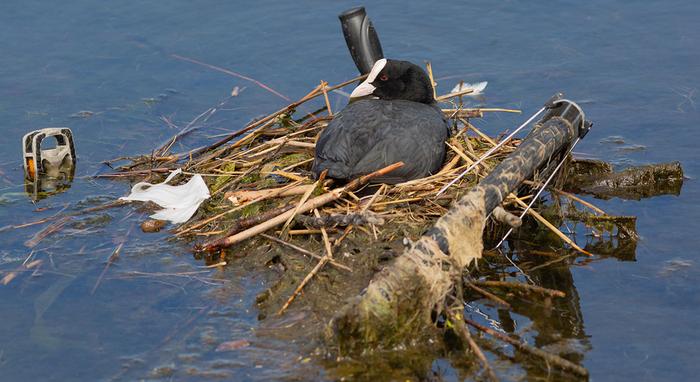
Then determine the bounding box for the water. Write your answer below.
[1,1,699,380]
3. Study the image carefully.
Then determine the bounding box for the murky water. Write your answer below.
[1,1,699,380]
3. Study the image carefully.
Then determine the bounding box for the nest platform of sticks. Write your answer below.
[106,68,672,380]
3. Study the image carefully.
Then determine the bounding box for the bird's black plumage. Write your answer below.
[313,59,449,184]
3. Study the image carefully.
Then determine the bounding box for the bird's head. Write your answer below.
[350,59,435,104]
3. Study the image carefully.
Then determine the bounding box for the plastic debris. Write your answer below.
[451,81,488,96]
[120,169,210,224]
[22,127,77,200]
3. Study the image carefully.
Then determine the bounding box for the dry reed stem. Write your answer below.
[277,209,335,315]
[177,181,303,236]
[426,61,438,101]
[461,118,499,147]
[281,179,320,236]
[209,162,403,249]
[553,188,606,215]
[512,198,593,256]
[436,88,474,101]
[321,81,333,116]
[225,184,313,204]
[261,233,350,272]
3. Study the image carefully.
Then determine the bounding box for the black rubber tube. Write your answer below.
[338,7,384,75]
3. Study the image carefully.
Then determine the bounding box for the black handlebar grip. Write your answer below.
[339,7,385,75]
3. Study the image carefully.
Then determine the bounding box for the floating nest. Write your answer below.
[133,76,530,249]
[106,71,648,380]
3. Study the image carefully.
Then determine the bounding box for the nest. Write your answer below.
[103,70,643,380]
[146,80,523,248]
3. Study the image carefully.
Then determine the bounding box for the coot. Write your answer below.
[312,59,449,184]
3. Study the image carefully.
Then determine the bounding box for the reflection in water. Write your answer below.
[24,171,75,201]
[455,214,638,380]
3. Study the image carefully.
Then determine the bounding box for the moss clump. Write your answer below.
[276,153,311,167]
[211,163,237,192]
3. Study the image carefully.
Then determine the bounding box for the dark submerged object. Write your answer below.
[313,59,450,184]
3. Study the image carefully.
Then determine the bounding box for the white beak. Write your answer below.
[349,58,387,99]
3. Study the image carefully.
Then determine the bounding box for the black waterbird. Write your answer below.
[312,58,449,184]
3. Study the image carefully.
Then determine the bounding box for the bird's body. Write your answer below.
[312,59,450,184]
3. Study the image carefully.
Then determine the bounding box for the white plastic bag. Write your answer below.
[120,169,210,224]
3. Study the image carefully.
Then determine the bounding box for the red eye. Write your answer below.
[379,74,389,81]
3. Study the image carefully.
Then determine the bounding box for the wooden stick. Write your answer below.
[203,162,403,250]
[177,181,303,236]
[466,282,511,308]
[225,184,313,204]
[447,309,499,382]
[189,75,362,162]
[321,81,333,117]
[277,209,335,315]
[513,198,593,256]
[260,234,351,272]
[280,179,319,235]
[436,88,474,102]
[199,204,295,251]
[464,318,588,377]
[553,188,606,215]
[460,118,499,147]
[472,280,566,298]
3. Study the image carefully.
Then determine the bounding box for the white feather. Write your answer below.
[450,81,488,96]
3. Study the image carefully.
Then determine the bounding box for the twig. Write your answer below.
[321,81,333,116]
[177,181,302,236]
[512,198,593,256]
[472,280,566,298]
[91,242,125,295]
[202,162,403,250]
[277,209,334,315]
[95,167,172,178]
[171,54,290,101]
[447,308,499,382]
[92,223,135,294]
[464,318,588,377]
[188,75,363,162]
[552,187,606,215]
[260,233,351,272]
[436,88,474,102]
[24,217,71,248]
[280,179,319,236]
[466,282,511,308]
